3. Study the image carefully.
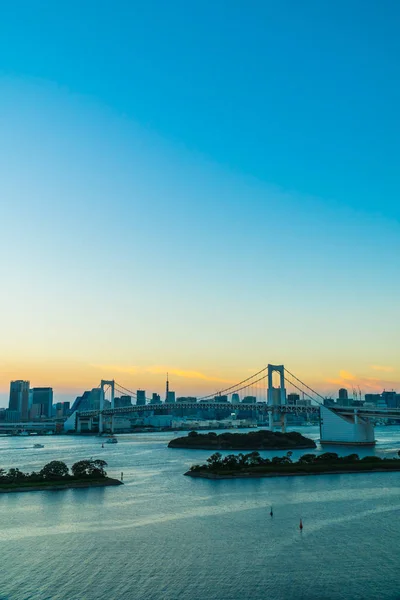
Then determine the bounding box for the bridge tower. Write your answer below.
[267,364,287,432]
[99,380,115,434]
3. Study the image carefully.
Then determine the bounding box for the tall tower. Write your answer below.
[165,373,169,402]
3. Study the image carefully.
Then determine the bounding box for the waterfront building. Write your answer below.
[242,396,256,404]
[214,395,228,402]
[381,391,399,409]
[5,409,21,423]
[115,395,132,408]
[176,397,197,403]
[287,393,300,405]
[364,393,381,406]
[166,391,176,403]
[31,387,53,418]
[136,390,146,406]
[9,380,30,420]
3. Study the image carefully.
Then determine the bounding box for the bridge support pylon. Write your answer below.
[267,364,286,431]
[99,380,115,434]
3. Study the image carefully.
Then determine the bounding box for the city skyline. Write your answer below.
[0,364,399,408]
[0,2,399,406]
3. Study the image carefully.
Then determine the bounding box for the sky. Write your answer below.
[0,1,399,405]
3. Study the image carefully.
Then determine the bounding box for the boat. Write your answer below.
[106,436,118,444]
[33,443,44,448]
[18,431,29,436]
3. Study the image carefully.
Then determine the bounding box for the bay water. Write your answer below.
[1,426,400,600]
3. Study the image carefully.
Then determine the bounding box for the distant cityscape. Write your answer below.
[1,378,399,429]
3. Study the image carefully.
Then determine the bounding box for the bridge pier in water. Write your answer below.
[319,405,375,445]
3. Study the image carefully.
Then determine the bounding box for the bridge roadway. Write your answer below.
[331,406,400,419]
[78,402,320,418]
[77,403,400,420]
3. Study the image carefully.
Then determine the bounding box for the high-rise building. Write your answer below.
[338,388,348,400]
[242,396,256,404]
[115,395,132,408]
[176,397,197,403]
[231,393,240,403]
[136,390,146,406]
[31,387,53,418]
[166,391,176,403]
[9,380,30,420]
[150,393,161,404]
[381,391,399,409]
[287,393,300,405]
[5,409,21,423]
[214,395,228,402]
[364,394,381,406]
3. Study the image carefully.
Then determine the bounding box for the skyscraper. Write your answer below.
[9,380,30,420]
[338,388,348,400]
[31,387,53,418]
[150,393,161,404]
[136,390,146,406]
[166,391,176,403]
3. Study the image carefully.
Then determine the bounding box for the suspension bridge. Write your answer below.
[74,364,400,445]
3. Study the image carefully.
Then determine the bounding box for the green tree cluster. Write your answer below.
[190,451,400,474]
[0,459,108,484]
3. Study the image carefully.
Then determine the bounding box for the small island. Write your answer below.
[185,451,400,479]
[169,429,316,450]
[0,459,123,493]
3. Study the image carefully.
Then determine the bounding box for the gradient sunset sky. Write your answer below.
[0,1,399,405]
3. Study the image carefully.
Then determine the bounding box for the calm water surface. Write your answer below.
[1,426,400,600]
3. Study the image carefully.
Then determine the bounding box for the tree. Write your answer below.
[206,453,222,469]
[271,456,291,465]
[316,452,339,463]
[298,454,317,464]
[6,468,26,482]
[40,461,69,480]
[72,459,108,479]
[342,453,359,462]
[247,452,262,466]
[361,456,382,462]
[222,454,239,469]
[188,430,198,438]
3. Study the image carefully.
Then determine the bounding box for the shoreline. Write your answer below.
[185,468,400,479]
[170,444,316,450]
[0,477,123,494]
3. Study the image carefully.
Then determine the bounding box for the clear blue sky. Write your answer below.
[0,1,399,404]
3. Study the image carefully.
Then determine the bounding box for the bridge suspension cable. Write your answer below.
[198,365,269,400]
[283,374,322,406]
[284,367,326,403]
[114,382,152,404]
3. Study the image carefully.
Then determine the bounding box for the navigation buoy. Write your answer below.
[270,506,273,517]
[299,518,303,530]
[101,443,104,448]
